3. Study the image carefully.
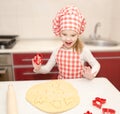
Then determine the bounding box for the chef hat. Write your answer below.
[52,5,86,36]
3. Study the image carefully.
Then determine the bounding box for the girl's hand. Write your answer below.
[82,66,96,80]
[32,59,41,71]
[32,54,42,72]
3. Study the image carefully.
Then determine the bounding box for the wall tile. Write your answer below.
[0,0,119,42]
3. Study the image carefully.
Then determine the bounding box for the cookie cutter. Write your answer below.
[92,97,106,109]
[84,110,92,114]
[33,54,42,65]
[102,108,116,114]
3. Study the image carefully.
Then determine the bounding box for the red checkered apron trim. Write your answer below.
[56,48,83,79]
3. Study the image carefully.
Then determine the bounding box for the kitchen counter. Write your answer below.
[0,39,120,53]
[0,77,120,114]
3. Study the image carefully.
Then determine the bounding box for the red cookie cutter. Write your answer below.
[92,97,106,109]
[102,108,116,114]
[84,111,92,114]
[33,54,42,65]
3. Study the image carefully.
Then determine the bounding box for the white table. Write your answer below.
[0,77,120,114]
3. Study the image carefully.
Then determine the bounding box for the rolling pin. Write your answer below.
[7,84,18,114]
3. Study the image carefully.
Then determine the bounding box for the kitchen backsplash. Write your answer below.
[0,0,119,42]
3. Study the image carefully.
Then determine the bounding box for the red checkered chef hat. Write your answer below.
[53,5,86,36]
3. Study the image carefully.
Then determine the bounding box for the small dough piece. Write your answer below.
[26,80,80,113]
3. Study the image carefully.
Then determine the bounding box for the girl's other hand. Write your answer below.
[82,66,96,80]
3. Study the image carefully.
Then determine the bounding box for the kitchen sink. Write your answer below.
[82,38,119,46]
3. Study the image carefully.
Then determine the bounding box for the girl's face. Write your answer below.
[60,30,79,49]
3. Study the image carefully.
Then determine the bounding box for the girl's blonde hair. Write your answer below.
[73,38,83,53]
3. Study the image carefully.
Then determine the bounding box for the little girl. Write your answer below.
[32,5,100,80]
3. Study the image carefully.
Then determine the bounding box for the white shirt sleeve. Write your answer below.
[34,48,59,74]
[81,47,101,77]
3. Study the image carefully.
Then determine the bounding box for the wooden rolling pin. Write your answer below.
[7,84,18,114]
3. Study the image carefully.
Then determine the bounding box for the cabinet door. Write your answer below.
[13,53,58,80]
[13,53,51,65]
[14,67,58,80]
[93,51,120,91]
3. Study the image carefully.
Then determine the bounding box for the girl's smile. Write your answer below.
[65,41,72,45]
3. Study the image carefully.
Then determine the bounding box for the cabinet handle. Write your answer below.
[0,67,7,74]
[22,59,32,62]
[22,58,49,62]
[23,72,35,75]
[96,56,120,59]
[23,72,58,75]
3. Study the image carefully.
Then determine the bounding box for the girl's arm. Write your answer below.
[33,48,59,74]
[82,47,101,78]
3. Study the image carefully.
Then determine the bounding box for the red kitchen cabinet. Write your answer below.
[13,53,58,81]
[13,51,120,91]
[92,51,120,91]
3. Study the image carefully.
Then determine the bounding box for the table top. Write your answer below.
[0,77,120,114]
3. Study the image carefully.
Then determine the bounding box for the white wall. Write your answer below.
[110,0,120,42]
[0,0,119,42]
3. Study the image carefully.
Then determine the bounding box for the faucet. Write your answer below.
[91,22,101,39]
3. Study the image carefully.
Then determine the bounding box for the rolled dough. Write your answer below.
[26,80,80,113]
